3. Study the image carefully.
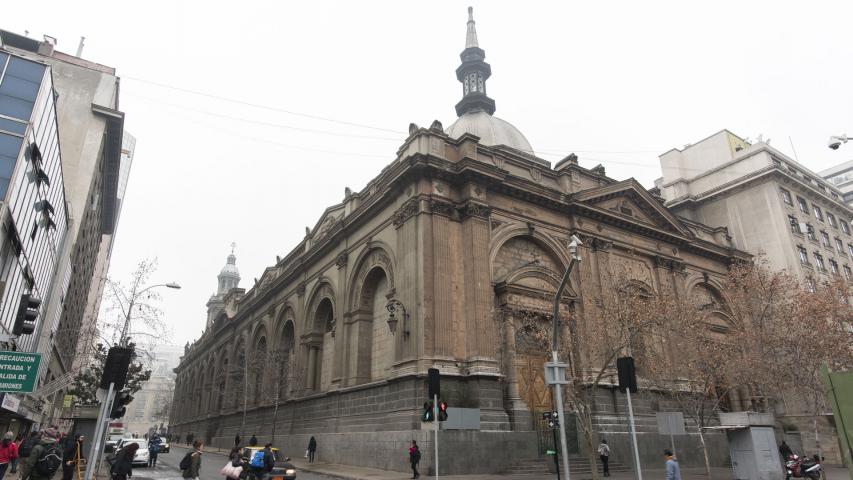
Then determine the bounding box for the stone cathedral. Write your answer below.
[171,9,749,473]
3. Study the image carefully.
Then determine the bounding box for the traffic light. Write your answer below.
[617,357,637,393]
[438,400,448,422]
[421,401,434,422]
[12,294,41,336]
[110,390,133,419]
[100,346,134,390]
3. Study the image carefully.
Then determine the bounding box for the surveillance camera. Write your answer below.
[829,135,848,150]
[568,234,583,248]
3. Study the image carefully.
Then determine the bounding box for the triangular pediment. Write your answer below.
[572,179,691,237]
[310,204,347,243]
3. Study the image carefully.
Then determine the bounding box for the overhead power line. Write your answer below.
[124,92,402,142]
[122,76,407,135]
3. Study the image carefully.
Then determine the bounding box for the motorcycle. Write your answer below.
[785,454,823,480]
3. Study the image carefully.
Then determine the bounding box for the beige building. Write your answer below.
[125,345,181,437]
[171,10,750,474]
[820,159,853,206]
[655,129,851,462]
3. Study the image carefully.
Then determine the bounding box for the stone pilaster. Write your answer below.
[502,309,532,431]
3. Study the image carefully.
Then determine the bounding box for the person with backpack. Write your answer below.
[408,440,420,479]
[61,435,84,480]
[247,444,271,480]
[24,427,62,480]
[110,443,138,480]
[598,439,611,477]
[147,435,161,468]
[180,441,202,480]
[18,431,40,479]
[0,432,19,480]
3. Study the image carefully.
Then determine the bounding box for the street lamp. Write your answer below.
[828,134,849,150]
[549,234,582,480]
[110,281,182,347]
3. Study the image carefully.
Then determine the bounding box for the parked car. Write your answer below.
[241,447,296,480]
[159,440,170,453]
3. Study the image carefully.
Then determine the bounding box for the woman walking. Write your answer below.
[408,440,420,479]
[306,437,317,464]
[0,432,18,480]
[110,443,139,480]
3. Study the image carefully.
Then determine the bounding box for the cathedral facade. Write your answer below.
[171,10,749,473]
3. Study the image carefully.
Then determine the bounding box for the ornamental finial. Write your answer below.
[465,6,479,49]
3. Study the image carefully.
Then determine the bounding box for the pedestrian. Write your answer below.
[181,441,202,480]
[664,449,681,480]
[110,443,138,480]
[306,437,316,464]
[11,434,22,474]
[234,435,241,448]
[18,431,40,478]
[61,434,84,480]
[248,435,257,447]
[598,439,610,477]
[25,427,63,480]
[779,441,793,461]
[0,432,19,480]
[408,440,420,479]
[147,435,161,468]
[261,444,274,476]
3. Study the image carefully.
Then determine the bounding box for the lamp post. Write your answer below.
[107,280,181,347]
[548,235,582,480]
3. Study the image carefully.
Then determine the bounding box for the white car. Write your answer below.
[116,439,150,467]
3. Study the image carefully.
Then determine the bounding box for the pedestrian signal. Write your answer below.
[422,401,434,422]
[438,400,448,422]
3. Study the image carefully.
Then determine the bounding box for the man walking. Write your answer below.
[598,439,610,477]
[664,449,681,480]
[147,435,162,467]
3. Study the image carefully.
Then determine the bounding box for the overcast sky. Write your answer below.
[6,1,853,348]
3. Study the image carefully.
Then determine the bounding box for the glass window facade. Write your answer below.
[0,52,67,353]
[0,52,46,201]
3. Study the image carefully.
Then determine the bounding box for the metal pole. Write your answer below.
[552,351,571,480]
[434,393,439,480]
[625,389,643,480]
[552,427,562,480]
[551,251,578,480]
[85,382,115,480]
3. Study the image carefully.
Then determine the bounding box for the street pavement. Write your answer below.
[131,446,332,480]
[141,445,852,480]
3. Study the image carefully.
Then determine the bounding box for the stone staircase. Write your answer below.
[505,456,632,477]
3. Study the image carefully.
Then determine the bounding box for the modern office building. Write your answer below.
[0,47,69,433]
[655,129,852,463]
[820,159,853,206]
[0,29,127,429]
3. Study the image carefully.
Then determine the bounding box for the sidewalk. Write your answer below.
[176,443,851,480]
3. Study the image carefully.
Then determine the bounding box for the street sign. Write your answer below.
[544,361,569,385]
[0,351,41,393]
[656,412,686,435]
[1,394,20,413]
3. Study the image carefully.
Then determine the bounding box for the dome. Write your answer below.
[219,253,240,278]
[446,110,533,154]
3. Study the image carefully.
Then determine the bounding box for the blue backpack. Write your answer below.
[250,451,266,468]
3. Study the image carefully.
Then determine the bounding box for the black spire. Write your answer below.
[454,7,496,117]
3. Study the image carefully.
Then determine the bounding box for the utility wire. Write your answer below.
[122,76,407,135]
[124,92,403,141]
